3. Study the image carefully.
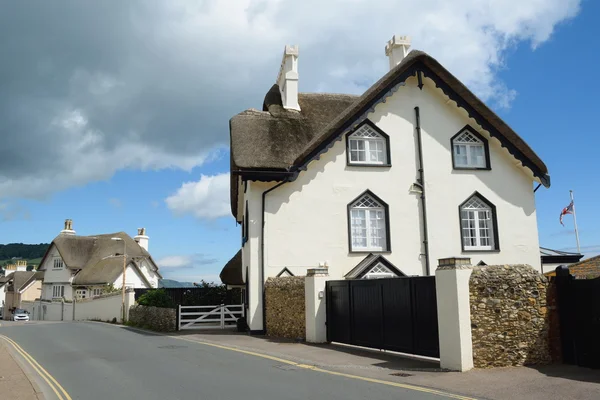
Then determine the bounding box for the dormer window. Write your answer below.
[451,126,490,169]
[346,121,390,166]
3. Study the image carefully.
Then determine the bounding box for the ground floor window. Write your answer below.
[91,288,103,297]
[52,285,65,298]
[75,289,87,299]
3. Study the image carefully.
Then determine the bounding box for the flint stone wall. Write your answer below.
[265,277,305,340]
[469,264,551,368]
[129,305,176,332]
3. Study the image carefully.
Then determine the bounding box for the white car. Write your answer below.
[12,309,30,322]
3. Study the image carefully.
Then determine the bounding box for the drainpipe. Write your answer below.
[414,107,430,276]
[260,179,289,333]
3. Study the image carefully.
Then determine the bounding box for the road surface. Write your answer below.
[0,321,467,400]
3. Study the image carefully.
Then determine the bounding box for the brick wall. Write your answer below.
[264,277,305,340]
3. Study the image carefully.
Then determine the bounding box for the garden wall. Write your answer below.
[128,305,176,332]
[469,264,551,368]
[264,277,305,340]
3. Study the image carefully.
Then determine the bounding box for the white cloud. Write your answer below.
[157,254,220,269]
[165,173,230,219]
[0,1,581,199]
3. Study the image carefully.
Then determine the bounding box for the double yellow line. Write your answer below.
[0,334,72,400]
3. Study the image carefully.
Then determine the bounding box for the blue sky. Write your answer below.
[0,0,596,282]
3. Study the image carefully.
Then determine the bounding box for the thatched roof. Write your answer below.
[230,50,550,218]
[5,271,44,293]
[220,250,243,286]
[39,231,161,286]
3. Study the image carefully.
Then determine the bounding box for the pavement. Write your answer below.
[0,333,45,399]
[0,321,469,400]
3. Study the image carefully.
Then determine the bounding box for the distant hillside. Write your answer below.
[0,243,49,268]
[159,279,196,288]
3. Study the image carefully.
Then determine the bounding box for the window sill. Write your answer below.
[453,166,491,171]
[349,250,391,254]
[347,163,392,168]
[462,249,500,253]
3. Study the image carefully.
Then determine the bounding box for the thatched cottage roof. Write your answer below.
[229,50,550,218]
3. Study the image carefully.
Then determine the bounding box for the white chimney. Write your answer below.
[134,227,149,251]
[60,219,76,236]
[385,35,411,70]
[276,45,300,111]
[16,260,27,272]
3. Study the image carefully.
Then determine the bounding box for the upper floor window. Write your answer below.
[460,194,498,251]
[346,121,390,166]
[451,127,490,169]
[53,258,64,270]
[348,191,390,252]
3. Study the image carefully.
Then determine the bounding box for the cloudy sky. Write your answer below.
[1,0,598,282]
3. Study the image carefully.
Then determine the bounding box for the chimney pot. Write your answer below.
[60,219,76,236]
[134,228,149,251]
[276,45,301,111]
[385,35,411,70]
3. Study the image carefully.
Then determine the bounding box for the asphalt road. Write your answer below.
[0,321,464,400]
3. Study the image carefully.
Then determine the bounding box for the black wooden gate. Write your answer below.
[326,277,439,358]
[555,267,600,369]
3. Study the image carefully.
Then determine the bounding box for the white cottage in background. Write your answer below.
[38,220,161,301]
[221,37,551,333]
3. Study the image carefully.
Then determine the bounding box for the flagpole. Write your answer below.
[570,190,581,254]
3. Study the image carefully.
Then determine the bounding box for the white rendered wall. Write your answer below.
[113,264,150,289]
[39,245,74,285]
[261,75,541,281]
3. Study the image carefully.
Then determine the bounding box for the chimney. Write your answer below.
[16,260,27,272]
[276,45,301,111]
[134,227,149,251]
[385,35,411,70]
[60,219,76,236]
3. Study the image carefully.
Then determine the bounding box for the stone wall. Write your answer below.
[469,264,551,368]
[129,305,176,332]
[265,277,305,340]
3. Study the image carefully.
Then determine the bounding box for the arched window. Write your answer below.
[348,191,390,252]
[460,194,498,251]
[451,127,490,169]
[347,122,390,165]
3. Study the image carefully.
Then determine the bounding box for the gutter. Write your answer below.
[260,179,289,333]
[414,107,430,276]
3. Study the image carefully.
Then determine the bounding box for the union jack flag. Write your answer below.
[560,201,574,226]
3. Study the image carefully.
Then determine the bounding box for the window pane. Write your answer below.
[351,209,367,248]
[368,140,385,163]
[470,145,485,167]
[454,145,468,166]
[368,210,385,248]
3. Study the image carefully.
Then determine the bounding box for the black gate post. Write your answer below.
[555,266,575,364]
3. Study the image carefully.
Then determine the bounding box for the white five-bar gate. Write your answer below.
[178,304,244,330]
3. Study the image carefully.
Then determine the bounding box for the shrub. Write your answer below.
[137,289,175,308]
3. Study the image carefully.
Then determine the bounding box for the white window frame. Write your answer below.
[92,288,103,297]
[363,262,396,279]
[75,289,87,299]
[53,258,64,270]
[52,285,65,298]
[349,193,388,252]
[347,124,388,165]
[452,129,487,169]
[460,196,496,251]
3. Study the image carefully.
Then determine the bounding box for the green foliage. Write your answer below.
[0,244,49,261]
[105,284,120,294]
[137,289,175,309]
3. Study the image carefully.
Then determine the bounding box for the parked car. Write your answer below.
[12,309,29,322]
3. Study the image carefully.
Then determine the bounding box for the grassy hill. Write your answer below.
[0,257,43,269]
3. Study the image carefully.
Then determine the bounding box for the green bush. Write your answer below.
[137,289,175,308]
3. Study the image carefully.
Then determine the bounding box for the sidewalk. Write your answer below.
[0,340,44,400]
[171,330,600,400]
